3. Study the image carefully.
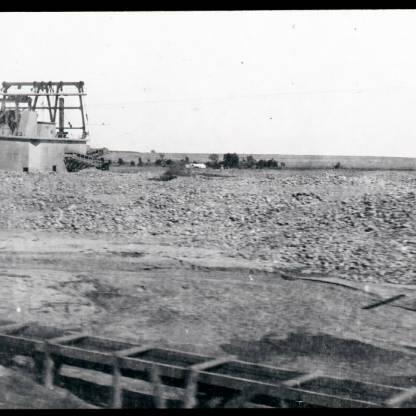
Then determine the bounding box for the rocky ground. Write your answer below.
[0,364,94,408]
[1,167,416,407]
[1,167,415,285]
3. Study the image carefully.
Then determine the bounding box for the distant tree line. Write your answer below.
[116,154,190,168]
[115,152,289,170]
[207,153,286,170]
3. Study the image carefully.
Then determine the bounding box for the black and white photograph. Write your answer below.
[0,9,415,409]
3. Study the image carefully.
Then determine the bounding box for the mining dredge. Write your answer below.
[0,81,110,172]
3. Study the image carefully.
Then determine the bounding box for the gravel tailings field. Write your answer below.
[1,167,416,392]
[1,168,415,285]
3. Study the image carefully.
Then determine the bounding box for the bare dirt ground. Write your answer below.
[1,167,416,405]
[0,364,94,408]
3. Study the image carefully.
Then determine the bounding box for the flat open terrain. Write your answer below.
[106,151,416,169]
[1,167,416,392]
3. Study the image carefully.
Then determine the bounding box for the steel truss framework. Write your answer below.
[0,81,88,139]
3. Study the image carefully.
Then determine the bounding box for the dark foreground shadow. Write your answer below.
[221,331,416,387]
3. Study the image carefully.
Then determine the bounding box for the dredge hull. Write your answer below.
[0,135,87,173]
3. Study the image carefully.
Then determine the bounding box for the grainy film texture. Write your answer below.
[0,10,416,409]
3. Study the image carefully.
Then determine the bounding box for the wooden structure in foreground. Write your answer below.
[0,321,415,408]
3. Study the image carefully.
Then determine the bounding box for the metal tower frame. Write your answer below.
[0,81,88,139]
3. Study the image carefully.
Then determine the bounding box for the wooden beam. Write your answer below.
[362,294,406,310]
[191,355,236,372]
[48,333,88,345]
[150,365,166,408]
[223,385,268,408]
[116,345,154,358]
[182,356,236,408]
[111,355,123,408]
[57,366,183,408]
[0,324,409,408]
[0,334,40,354]
[282,370,323,387]
[43,342,59,389]
[385,387,416,408]
[0,322,31,334]
[182,368,199,408]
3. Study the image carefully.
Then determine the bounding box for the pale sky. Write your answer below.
[1,10,416,157]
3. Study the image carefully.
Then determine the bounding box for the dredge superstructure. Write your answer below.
[0,81,91,172]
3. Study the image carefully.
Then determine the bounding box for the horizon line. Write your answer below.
[101,149,416,159]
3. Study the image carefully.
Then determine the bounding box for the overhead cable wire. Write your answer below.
[89,84,413,108]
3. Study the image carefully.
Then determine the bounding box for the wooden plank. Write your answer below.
[182,355,236,408]
[191,355,236,372]
[49,335,135,355]
[223,385,269,408]
[201,359,303,382]
[197,371,385,408]
[48,333,88,345]
[198,366,290,391]
[0,322,30,333]
[42,342,63,390]
[150,365,166,408]
[119,357,187,381]
[197,371,284,397]
[111,355,122,409]
[0,323,408,408]
[20,360,405,408]
[46,344,115,366]
[245,402,274,408]
[43,344,55,389]
[282,370,323,387]
[0,334,39,354]
[286,375,405,408]
[182,368,199,408]
[290,387,381,408]
[120,347,213,369]
[362,294,406,310]
[76,335,135,350]
[70,334,125,344]
[57,367,182,408]
[289,375,406,403]
[115,345,154,358]
[385,387,416,408]
[148,346,213,361]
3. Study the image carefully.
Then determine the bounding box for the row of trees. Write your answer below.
[114,154,343,170]
[208,153,286,170]
[118,157,146,166]
[118,154,191,167]
[116,153,287,169]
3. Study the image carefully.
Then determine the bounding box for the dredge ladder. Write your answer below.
[64,152,110,172]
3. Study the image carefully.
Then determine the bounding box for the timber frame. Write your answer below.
[0,320,416,408]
